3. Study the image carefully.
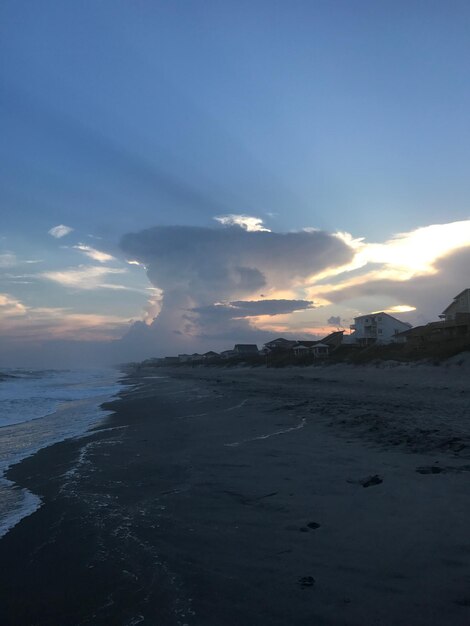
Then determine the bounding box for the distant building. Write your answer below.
[320,330,345,349]
[440,289,470,322]
[312,342,329,358]
[292,341,330,358]
[292,341,318,357]
[163,356,179,364]
[233,344,259,355]
[350,312,412,346]
[263,338,297,352]
[220,350,236,360]
[202,351,219,361]
[178,354,191,362]
[396,318,470,346]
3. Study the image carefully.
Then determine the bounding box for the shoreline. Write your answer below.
[1,365,470,624]
[0,370,125,540]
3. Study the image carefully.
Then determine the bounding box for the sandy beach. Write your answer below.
[1,360,470,625]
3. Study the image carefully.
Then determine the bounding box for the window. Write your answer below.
[377,316,382,321]
[378,329,383,334]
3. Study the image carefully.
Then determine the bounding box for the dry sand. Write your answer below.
[0,359,470,625]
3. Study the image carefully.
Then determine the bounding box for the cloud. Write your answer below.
[0,253,17,268]
[48,224,74,238]
[120,222,351,353]
[0,293,27,317]
[41,265,126,289]
[72,244,116,263]
[0,309,129,341]
[214,214,271,232]
[317,220,470,286]
[327,315,342,327]
[0,253,43,269]
[376,305,416,314]
[192,299,315,319]
[321,245,470,323]
[121,223,351,299]
[0,292,130,343]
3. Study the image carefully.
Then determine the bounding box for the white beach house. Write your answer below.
[440,288,470,321]
[349,312,412,346]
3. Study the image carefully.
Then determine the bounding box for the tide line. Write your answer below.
[225,417,307,447]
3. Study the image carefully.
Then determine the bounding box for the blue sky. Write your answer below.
[1,1,470,365]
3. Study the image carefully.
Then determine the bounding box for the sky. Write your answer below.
[1,1,470,367]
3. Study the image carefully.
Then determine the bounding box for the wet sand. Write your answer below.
[1,362,470,625]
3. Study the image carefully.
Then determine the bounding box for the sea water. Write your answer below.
[0,368,124,538]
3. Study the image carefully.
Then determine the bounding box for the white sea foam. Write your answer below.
[0,368,125,539]
[225,417,307,447]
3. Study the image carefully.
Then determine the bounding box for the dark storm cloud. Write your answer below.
[327,315,342,327]
[191,299,315,319]
[121,224,352,300]
[119,223,352,352]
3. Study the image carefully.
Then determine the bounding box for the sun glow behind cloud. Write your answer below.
[307,220,470,305]
[336,220,470,279]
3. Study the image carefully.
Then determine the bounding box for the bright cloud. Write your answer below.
[214,214,271,232]
[73,243,116,263]
[375,305,417,314]
[0,293,27,317]
[48,224,74,238]
[332,220,470,281]
[41,265,126,289]
[0,306,130,341]
[309,220,470,303]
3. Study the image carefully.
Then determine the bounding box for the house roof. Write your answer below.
[396,317,470,338]
[264,338,297,347]
[442,288,470,313]
[353,312,411,327]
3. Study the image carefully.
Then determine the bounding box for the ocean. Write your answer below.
[0,368,124,539]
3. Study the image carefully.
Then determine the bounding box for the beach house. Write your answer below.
[233,344,259,356]
[440,288,470,322]
[396,289,470,348]
[263,338,297,352]
[350,312,412,346]
[292,341,318,357]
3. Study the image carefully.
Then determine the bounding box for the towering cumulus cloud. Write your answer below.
[120,223,353,353]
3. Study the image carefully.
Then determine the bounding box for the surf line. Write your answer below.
[178,398,249,419]
[225,417,307,447]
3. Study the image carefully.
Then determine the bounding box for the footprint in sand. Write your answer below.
[299,521,321,532]
[307,521,321,529]
[347,474,383,488]
[416,466,445,475]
